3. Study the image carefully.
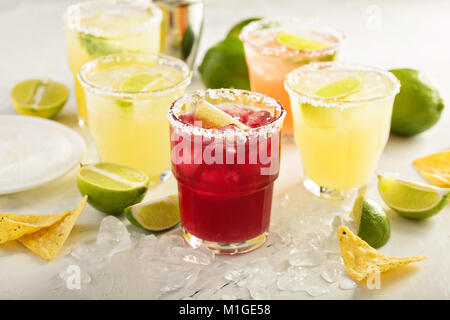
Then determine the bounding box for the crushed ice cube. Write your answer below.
[156,234,185,255]
[96,216,134,256]
[249,286,271,300]
[304,285,329,297]
[339,277,357,290]
[276,266,309,291]
[289,247,326,267]
[320,262,344,283]
[172,246,215,265]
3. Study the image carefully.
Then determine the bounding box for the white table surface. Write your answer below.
[0,0,449,300]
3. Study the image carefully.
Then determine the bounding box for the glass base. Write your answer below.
[182,228,267,255]
[282,132,295,144]
[78,118,86,128]
[303,177,364,200]
[147,169,171,189]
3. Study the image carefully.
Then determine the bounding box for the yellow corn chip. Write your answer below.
[337,226,426,281]
[18,196,87,261]
[0,212,69,244]
[0,212,69,225]
[413,150,450,188]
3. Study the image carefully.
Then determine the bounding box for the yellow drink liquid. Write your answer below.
[64,1,162,125]
[285,63,400,198]
[79,55,191,184]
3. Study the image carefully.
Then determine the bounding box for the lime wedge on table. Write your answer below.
[314,75,363,99]
[276,32,330,51]
[378,175,450,220]
[11,79,69,119]
[125,194,180,231]
[77,163,149,215]
[194,100,249,130]
[350,195,390,248]
[119,72,162,92]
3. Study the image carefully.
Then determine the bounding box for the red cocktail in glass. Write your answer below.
[168,89,285,254]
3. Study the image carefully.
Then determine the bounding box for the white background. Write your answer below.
[0,0,449,299]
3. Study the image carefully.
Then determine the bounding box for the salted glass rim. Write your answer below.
[78,53,192,99]
[167,89,286,141]
[239,17,345,58]
[64,0,162,37]
[284,62,401,108]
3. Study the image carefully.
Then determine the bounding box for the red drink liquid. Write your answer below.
[168,90,285,254]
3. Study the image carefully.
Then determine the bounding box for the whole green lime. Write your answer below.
[351,195,391,248]
[198,37,250,89]
[226,17,261,39]
[198,17,261,90]
[389,68,444,136]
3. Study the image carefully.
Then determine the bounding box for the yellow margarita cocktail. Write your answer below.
[79,54,191,184]
[285,62,400,199]
[64,0,162,126]
[240,18,344,136]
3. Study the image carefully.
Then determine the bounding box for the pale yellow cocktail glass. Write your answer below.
[285,62,400,199]
[64,0,162,126]
[79,54,191,185]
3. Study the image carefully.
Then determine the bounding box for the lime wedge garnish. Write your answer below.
[276,32,330,51]
[125,194,180,232]
[119,72,162,92]
[350,195,390,248]
[194,100,249,130]
[11,79,69,119]
[77,163,149,215]
[314,75,363,99]
[378,174,450,220]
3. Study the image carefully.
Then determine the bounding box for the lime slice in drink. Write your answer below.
[314,75,363,99]
[119,72,162,92]
[276,32,330,51]
[77,163,149,215]
[378,174,450,220]
[350,195,390,248]
[194,100,250,130]
[11,79,69,119]
[125,194,180,231]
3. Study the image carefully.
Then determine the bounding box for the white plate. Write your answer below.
[0,115,85,195]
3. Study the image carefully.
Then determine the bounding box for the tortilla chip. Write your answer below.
[0,212,69,225]
[18,196,87,261]
[413,150,450,188]
[0,212,69,244]
[337,226,426,281]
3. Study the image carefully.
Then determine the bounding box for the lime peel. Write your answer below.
[194,100,249,130]
[378,174,450,220]
[314,73,363,99]
[276,32,330,51]
[77,163,149,215]
[125,194,180,231]
[119,72,163,92]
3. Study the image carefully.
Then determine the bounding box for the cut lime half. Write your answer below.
[11,79,69,119]
[125,194,180,231]
[119,72,163,92]
[378,174,450,220]
[314,74,363,99]
[276,32,330,51]
[77,163,149,215]
[350,195,390,248]
[194,100,249,130]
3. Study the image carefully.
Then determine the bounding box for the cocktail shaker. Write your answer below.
[154,0,204,69]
